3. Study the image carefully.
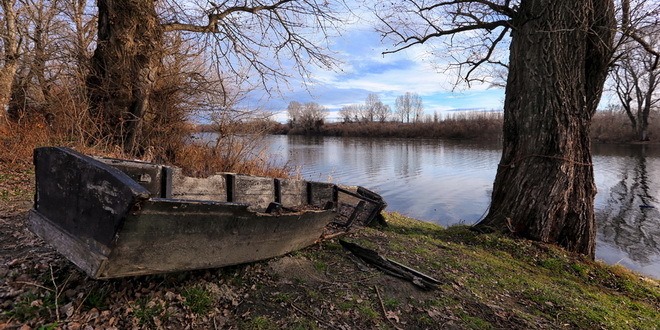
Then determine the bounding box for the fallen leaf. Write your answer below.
[386,310,400,323]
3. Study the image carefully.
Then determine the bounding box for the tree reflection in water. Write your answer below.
[596,144,660,276]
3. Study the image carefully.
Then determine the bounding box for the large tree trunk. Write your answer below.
[475,0,615,258]
[87,0,163,154]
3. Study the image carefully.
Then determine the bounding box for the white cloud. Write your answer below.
[241,7,507,117]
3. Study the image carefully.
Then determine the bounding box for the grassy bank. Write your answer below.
[273,110,657,143]
[1,165,658,328]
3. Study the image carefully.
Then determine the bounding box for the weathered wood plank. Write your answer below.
[170,169,228,201]
[339,240,439,290]
[232,175,275,211]
[97,158,165,196]
[307,182,335,207]
[279,179,307,207]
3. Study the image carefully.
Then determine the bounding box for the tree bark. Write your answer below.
[475,0,615,258]
[87,0,163,154]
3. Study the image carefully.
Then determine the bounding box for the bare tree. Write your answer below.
[9,0,65,119]
[363,93,379,122]
[364,92,389,122]
[411,94,423,123]
[62,0,96,73]
[0,0,20,121]
[286,101,303,127]
[300,102,327,131]
[287,100,326,131]
[86,0,344,154]
[611,0,660,141]
[377,0,615,258]
[339,104,361,123]
[375,103,390,122]
[395,92,423,123]
[366,95,390,123]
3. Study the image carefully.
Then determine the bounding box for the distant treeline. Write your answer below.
[273,112,504,140]
[268,110,656,143]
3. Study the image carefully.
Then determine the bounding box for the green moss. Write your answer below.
[270,292,292,303]
[313,261,327,272]
[289,318,319,330]
[457,311,493,329]
[182,285,213,314]
[133,298,165,327]
[337,301,355,311]
[241,316,277,330]
[84,286,110,310]
[382,297,400,309]
[357,303,379,319]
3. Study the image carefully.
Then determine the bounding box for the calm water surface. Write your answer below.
[265,135,659,278]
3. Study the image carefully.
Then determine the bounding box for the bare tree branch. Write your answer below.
[160,0,343,95]
[382,20,511,55]
[375,0,514,87]
[163,0,295,33]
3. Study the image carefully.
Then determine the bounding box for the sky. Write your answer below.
[242,11,508,123]
[240,4,621,124]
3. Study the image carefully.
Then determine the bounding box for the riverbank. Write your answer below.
[1,164,658,328]
[271,110,655,143]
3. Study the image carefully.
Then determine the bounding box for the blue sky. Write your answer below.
[245,21,507,123]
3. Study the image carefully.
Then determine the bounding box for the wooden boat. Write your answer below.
[28,147,386,279]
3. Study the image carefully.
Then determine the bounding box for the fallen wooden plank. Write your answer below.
[339,240,440,290]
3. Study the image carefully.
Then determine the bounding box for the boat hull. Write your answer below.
[29,147,386,279]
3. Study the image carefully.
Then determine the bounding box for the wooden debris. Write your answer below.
[339,240,440,290]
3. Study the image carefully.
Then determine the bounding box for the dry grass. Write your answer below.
[171,138,290,178]
[590,110,654,143]
[0,114,290,179]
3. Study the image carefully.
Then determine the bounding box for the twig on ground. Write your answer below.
[50,265,60,322]
[13,281,55,292]
[75,289,93,315]
[290,302,333,328]
[374,285,402,330]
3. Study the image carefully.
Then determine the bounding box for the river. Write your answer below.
[262,135,659,279]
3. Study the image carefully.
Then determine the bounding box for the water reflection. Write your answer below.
[267,135,659,278]
[392,141,423,179]
[594,145,660,277]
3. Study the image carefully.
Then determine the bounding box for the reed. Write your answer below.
[591,110,643,143]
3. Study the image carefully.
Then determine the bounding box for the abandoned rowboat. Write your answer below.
[28,147,386,279]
